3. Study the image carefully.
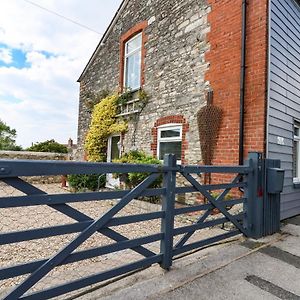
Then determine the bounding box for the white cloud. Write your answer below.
[0,48,13,64]
[0,0,123,147]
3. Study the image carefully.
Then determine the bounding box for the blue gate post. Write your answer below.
[246,152,283,238]
[245,152,264,238]
[160,154,177,270]
[263,158,283,236]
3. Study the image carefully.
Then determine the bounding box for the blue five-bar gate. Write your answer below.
[0,152,283,299]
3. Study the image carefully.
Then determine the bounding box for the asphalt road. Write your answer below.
[76,216,300,300]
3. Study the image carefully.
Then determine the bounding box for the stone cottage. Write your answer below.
[77,0,300,219]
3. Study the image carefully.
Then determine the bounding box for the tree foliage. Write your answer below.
[27,139,68,153]
[0,120,22,151]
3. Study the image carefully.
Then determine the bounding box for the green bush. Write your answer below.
[114,150,162,189]
[210,192,233,213]
[68,174,106,192]
[27,139,68,153]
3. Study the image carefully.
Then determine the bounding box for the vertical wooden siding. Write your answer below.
[268,0,300,219]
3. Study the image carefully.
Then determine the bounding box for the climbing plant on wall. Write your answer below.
[84,94,127,162]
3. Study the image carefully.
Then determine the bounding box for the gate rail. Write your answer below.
[0,153,281,300]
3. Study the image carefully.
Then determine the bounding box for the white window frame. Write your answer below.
[106,134,122,189]
[157,124,182,163]
[293,122,300,183]
[123,32,142,91]
[107,134,121,163]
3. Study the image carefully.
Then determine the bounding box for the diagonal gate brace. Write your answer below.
[175,173,246,250]
[175,174,242,248]
[3,173,159,300]
[1,178,155,259]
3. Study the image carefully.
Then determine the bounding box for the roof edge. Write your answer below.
[77,0,130,82]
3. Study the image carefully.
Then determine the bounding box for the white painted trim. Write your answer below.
[123,33,142,90]
[293,122,300,183]
[107,134,121,162]
[266,0,272,158]
[157,124,182,162]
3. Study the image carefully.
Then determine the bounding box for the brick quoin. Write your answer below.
[119,21,148,91]
[151,115,189,164]
[205,0,269,168]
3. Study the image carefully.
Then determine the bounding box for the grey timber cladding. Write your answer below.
[268,0,300,219]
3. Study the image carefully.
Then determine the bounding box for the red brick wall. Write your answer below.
[151,115,189,164]
[119,21,148,91]
[205,0,269,165]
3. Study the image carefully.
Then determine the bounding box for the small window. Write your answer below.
[124,33,142,90]
[107,135,121,162]
[157,125,182,161]
[293,122,300,183]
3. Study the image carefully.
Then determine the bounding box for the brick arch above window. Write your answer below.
[119,21,148,91]
[151,115,189,164]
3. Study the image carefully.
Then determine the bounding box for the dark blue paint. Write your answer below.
[0,153,282,300]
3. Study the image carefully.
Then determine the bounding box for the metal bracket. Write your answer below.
[0,166,11,176]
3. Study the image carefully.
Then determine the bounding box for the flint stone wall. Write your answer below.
[77,0,211,165]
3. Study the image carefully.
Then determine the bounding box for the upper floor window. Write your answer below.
[124,33,142,90]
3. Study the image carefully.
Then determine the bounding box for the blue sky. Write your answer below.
[0,0,123,147]
[0,44,29,68]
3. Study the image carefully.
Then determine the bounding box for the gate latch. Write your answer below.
[267,168,285,194]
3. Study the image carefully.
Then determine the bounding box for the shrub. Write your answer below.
[68,174,106,192]
[27,139,68,153]
[114,150,162,189]
[84,94,127,162]
[211,192,232,201]
[210,192,233,214]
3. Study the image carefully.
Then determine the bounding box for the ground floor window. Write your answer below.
[107,135,121,162]
[106,135,121,188]
[293,121,300,183]
[157,124,182,161]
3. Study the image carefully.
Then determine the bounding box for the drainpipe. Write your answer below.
[239,0,247,165]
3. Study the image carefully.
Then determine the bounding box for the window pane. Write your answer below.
[159,142,182,160]
[126,34,142,54]
[161,128,181,138]
[111,136,120,160]
[294,127,299,137]
[125,51,141,89]
[294,140,299,178]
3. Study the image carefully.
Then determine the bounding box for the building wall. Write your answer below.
[206,0,269,166]
[268,0,300,219]
[77,0,211,164]
[78,0,271,172]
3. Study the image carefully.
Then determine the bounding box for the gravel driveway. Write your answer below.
[0,182,238,299]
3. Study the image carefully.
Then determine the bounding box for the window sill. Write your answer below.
[123,87,141,93]
[293,183,300,189]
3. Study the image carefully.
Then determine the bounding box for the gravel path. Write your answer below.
[0,182,242,299]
